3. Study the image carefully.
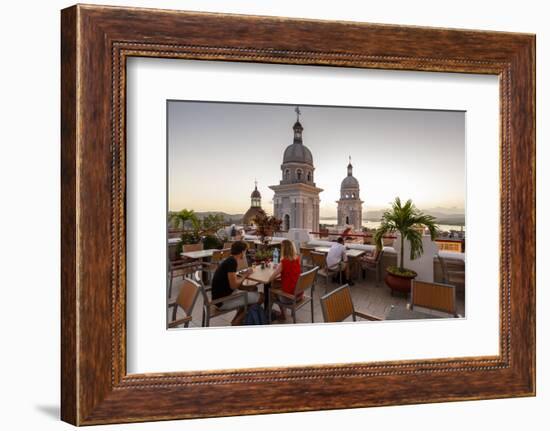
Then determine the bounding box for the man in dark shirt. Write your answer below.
[211,240,262,325]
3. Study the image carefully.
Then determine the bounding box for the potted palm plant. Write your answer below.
[374,197,438,295]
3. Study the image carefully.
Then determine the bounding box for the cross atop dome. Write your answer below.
[292,106,304,144]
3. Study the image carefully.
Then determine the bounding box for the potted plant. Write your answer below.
[374,197,438,295]
[253,248,273,264]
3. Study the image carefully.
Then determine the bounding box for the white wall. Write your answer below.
[0,0,547,430]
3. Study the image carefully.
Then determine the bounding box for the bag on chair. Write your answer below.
[244,303,267,325]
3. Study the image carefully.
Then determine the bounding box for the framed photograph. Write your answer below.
[61,4,535,425]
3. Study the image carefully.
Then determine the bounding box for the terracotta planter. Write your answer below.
[384,271,417,295]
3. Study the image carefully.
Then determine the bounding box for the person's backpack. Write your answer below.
[244,303,267,325]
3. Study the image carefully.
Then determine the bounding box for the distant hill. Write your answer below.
[364,209,464,225]
[195,211,244,223]
[168,211,244,224]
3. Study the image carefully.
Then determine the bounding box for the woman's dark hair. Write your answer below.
[337,237,344,244]
[230,240,248,256]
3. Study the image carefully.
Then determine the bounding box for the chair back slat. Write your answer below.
[183,243,203,252]
[176,279,201,316]
[411,280,456,315]
[294,267,318,296]
[320,284,354,322]
[300,247,313,258]
[212,249,230,264]
[310,251,326,269]
[211,250,222,263]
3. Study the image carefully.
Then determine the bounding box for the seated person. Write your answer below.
[327,237,353,285]
[340,226,353,241]
[363,246,381,263]
[268,240,301,322]
[211,240,263,325]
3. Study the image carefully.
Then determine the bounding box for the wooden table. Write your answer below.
[247,265,277,284]
[180,249,224,284]
[247,265,278,323]
[385,306,438,321]
[313,247,366,280]
[313,247,366,258]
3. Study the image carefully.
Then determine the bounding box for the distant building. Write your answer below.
[336,157,363,229]
[269,108,323,232]
[242,181,265,226]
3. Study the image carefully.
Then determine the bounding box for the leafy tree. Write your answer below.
[253,211,282,244]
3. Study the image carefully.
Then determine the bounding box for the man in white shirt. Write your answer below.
[326,237,353,285]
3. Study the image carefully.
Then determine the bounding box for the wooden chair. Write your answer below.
[167,278,201,328]
[360,248,385,286]
[410,280,458,317]
[178,243,205,268]
[437,255,465,289]
[300,246,315,270]
[223,242,234,250]
[204,249,231,282]
[168,243,205,297]
[192,272,249,327]
[168,260,202,298]
[269,267,319,324]
[320,284,381,323]
[310,251,342,293]
[182,243,204,253]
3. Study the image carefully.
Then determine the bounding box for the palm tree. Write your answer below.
[374,197,439,273]
[170,209,198,229]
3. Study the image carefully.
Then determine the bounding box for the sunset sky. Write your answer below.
[168,101,465,217]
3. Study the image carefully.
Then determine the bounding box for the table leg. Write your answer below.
[263,282,271,323]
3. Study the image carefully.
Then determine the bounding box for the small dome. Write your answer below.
[242,207,265,225]
[283,143,313,165]
[251,188,261,198]
[341,175,359,189]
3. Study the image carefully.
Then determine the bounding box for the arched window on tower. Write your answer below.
[351,192,356,198]
[307,171,311,182]
[296,169,303,181]
[283,214,290,231]
[284,169,290,181]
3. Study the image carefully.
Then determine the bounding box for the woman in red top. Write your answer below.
[269,239,301,322]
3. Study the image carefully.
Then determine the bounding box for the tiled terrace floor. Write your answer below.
[168,273,466,328]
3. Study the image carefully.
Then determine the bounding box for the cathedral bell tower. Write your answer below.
[336,156,364,230]
[269,107,323,232]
